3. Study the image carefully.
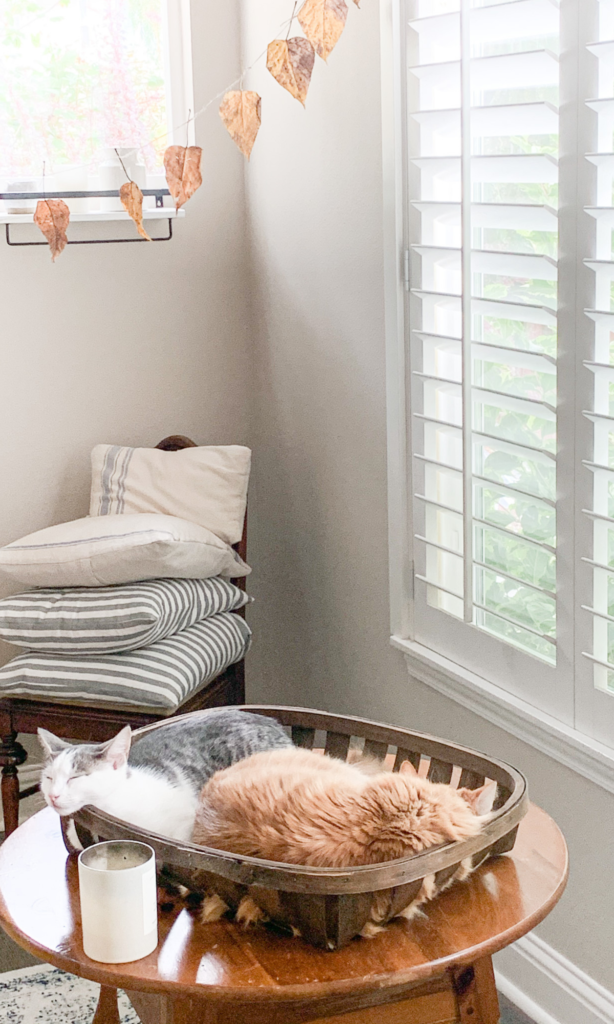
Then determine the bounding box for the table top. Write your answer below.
[0,804,567,1006]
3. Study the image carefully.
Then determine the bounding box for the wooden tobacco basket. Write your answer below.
[64,705,529,950]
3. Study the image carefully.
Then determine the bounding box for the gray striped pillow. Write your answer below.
[0,577,251,654]
[0,612,251,712]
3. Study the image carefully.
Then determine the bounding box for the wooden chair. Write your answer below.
[0,435,247,837]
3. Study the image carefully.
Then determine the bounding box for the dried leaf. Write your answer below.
[267,38,315,106]
[119,181,151,241]
[219,91,262,160]
[298,0,348,61]
[33,199,70,261]
[163,145,203,211]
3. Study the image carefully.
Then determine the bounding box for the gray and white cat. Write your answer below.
[38,710,292,841]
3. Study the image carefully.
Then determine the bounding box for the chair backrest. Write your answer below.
[155,435,248,590]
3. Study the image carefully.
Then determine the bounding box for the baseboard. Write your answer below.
[494,933,614,1024]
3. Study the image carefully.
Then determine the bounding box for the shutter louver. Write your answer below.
[407,0,560,662]
[583,0,614,695]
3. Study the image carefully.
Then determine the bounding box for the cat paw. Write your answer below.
[62,818,84,853]
[396,900,423,922]
[359,920,386,938]
[200,894,229,924]
[235,896,269,929]
[455,857,473,883]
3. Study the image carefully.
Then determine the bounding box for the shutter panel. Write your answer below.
[407,0,560,664]
[583,0,614,699]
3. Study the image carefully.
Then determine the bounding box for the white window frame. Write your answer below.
[164,0,196,153]
[380,0,614,793]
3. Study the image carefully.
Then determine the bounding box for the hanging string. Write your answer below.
[286,2,300,40]
[185,109,192,149]
[114,149,131,182]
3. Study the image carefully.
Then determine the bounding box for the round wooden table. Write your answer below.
[0,804,567,1024]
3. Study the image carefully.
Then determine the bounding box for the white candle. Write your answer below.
[78,841,158,963]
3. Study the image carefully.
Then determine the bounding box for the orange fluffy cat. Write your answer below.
[191,746,495,935]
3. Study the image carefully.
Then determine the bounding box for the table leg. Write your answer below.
[92,985,121,1024]
[452,956,500,1024]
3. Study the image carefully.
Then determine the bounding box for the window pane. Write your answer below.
[0,0,170,180]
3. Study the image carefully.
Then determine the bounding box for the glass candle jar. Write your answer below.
[78,841,158,963]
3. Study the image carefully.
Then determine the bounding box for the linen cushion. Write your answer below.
[0,577,251,654]
[0,612,251,712]
[0,514,250,588]
[90,444,251,545]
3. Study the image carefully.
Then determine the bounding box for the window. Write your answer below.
[0,0,192,207]
[386,0,614,750]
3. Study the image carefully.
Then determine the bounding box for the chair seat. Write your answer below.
[0,613,251,714]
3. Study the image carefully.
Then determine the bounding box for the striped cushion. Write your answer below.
[0,612,251,712]
[0,577,251,654]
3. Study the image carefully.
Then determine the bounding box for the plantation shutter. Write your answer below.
[581,0,614,741]
[405,0,573,716]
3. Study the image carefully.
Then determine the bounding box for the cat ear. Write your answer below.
[37,728,69,758]
[102,725,132,770]
[457,780,498,816]
[399,760,418,776]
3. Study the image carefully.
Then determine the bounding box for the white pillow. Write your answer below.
[0,514,250,588]
[90,444,250,545]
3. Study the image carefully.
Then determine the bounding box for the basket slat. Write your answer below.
[324,732,351,760]
[459,767,485,790]
[428,758,454,785]
[363,739,389,761]
[387,880,424,918]
[292,725,315,749]
[393,748,421,773]
[493,785,512,811]
[332,892,374,948]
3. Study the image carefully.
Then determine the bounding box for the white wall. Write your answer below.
[0,0,251,667]
[242,0,614,995]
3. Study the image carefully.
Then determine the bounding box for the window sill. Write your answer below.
[0,209,184,224]
[391,634,614,794]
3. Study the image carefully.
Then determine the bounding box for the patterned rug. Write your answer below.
[0,963,141,1023]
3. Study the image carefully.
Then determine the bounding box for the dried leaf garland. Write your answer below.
[219,91,262,159]
[298,0,348,61]
[163,145,203,211]
[119,181,151,241]
[267,38,315,106]
[33,199,70,261]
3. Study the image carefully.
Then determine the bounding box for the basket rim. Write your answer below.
[71,705,529,895]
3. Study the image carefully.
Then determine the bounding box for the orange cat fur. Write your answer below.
[192,747,494,934]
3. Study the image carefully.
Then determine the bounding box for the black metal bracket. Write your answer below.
[1,189,177,245]
[5,218,173,246]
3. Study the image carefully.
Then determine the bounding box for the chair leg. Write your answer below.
[0,732,27,836]
[452,956,500,1023]
[232,659,246,704]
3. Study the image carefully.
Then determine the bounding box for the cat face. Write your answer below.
[38,726,132,817]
